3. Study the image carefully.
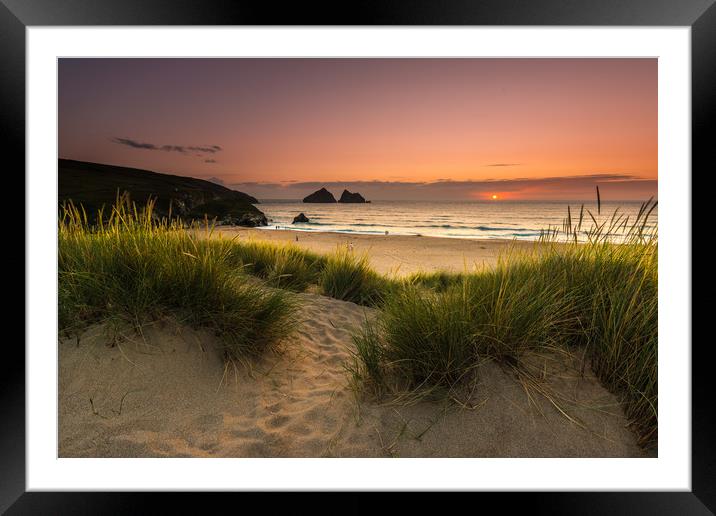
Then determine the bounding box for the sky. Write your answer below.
[58,58,657,201]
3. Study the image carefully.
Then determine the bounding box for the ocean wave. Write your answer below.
[475,226,531,232]
[296,221,382,228]
[331,229,387,235]
[445,233,506,239]
[414,224,532,231]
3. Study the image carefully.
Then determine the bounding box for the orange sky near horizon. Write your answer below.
[59,58,657,200]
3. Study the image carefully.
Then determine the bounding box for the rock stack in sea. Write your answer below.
[338,189,367,203]
[303,187,370,203]
[303,188,337,203]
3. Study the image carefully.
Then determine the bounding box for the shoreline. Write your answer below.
[254,224,539,240]
[214,226,546,276]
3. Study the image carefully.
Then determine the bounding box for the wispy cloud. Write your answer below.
[486,163,521,167]
[204,159,217,163]
[112,137,222,155]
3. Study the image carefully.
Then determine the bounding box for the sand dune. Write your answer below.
[59,291,649,458]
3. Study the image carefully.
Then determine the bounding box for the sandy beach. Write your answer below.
[214,227,542,276]
[59,231,650,458]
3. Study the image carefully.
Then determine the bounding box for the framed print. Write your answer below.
[3,0,713,513]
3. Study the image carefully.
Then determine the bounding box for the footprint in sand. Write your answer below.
[265,414,290,429]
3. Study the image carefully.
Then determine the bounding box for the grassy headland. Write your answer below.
[58,159,266,226]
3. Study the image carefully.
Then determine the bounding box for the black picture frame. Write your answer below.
[3,0,713,513]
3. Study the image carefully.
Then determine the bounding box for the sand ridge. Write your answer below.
[59,291,649,458]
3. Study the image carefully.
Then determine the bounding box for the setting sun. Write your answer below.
[491,194,498,200]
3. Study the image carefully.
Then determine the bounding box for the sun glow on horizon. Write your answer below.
[58,58,657,201]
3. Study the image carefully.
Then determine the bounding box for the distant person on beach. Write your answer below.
[385,230,389,236]
[295,235,298,242]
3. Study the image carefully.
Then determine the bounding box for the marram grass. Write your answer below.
[58,195,390,359]
[225,239,325,292]
[350,199,658,448]
[58,195,296,360]
[319,246,391,306]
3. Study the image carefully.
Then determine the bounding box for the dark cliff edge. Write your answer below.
[58,159,267,226]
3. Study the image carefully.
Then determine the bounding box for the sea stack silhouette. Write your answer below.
[292,213,310,223]
[338,189,367,203]
[303,187,337,203]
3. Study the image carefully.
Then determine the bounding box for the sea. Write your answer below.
[254,200,658,242]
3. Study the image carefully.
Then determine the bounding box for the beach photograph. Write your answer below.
[57,58,658,458]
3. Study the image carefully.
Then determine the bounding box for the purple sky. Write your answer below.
[59,58,657,201]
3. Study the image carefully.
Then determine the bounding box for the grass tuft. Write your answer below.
[352,199,658,448]
[59,193,296,360]
[225,239,325,292]
[319,246,390,306]
[404,270,465,292]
